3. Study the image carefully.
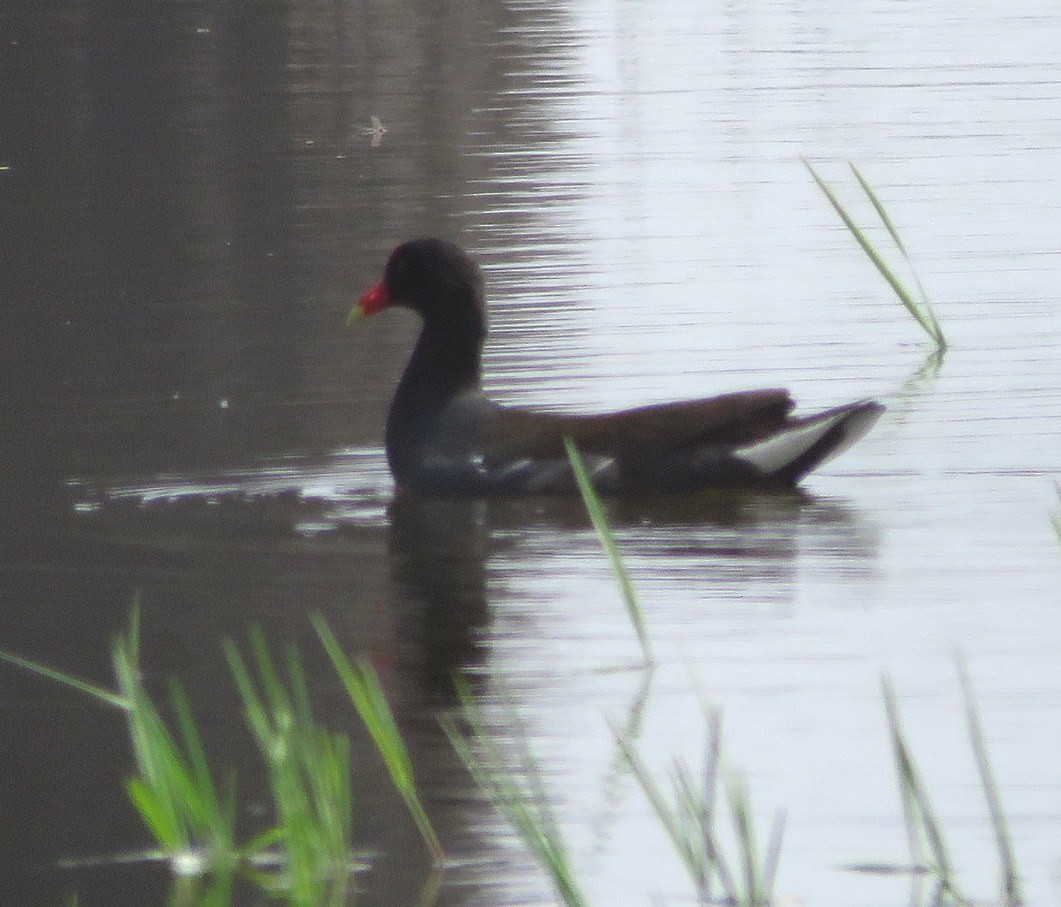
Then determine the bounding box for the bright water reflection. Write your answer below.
[2,0,1060,905]
[452,2,1061,904]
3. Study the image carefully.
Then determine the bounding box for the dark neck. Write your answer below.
[385,316,484,480]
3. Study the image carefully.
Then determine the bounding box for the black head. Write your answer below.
[354,238,486,334]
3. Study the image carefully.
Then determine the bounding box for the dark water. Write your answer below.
[2,1,1060,905]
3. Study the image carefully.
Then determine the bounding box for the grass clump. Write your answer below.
[442,675,590,907]
[223,628,353,904]
[804,158,946,353]
[445,677,783,907]
[0,603,238,886]
[0,607,446,904]
[881,664,1022,906]
[614,709,784,907]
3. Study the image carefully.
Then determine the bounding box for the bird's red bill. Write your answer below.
[359,282,390,315]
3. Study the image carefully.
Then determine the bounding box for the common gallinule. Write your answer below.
[351,238,884,495]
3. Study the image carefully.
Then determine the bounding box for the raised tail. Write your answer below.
[731,400,885,485]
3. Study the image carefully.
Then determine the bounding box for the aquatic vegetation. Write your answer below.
[0,610,441,905]
[882,675,963,901]
[314,615,444,863]
[956,660,1022,904]
[223,629,354,905]
[880,664,1021,906]
[444,673,782,907]
[565,438,781,903]
[564,437,653,666]
[0,605,238,886]
[442,674,591,907]
[438,449,781,907]
[0,527,1026,907]
[804,158,947,353]
[614,709,784,907]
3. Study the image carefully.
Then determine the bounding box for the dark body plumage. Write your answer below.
[353,239,884,495]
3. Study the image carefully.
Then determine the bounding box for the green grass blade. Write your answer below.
[698,709,735,901]
[412,868,444,907]
[849,161,940,331]
[882,677,922,871]
[804,159,920,314]
[850,161,908,255]
[500,678,567,842]
[107,610,236,860]
[761,808,787,904]
[804,158,946,351]
[956,658,1022,905]
[112,639,191,852]
[563,437,653,665]
[727,776,763,904]
[444,675,590,907]
[619,732,721,897]
[125,777,181,851]
[446,716,583,900]
[882,675,963,899]
[313,616,443,862]
[221,639,274,748]
[0,650,128,710]
[241,825,285,859]
[614,708,782,907]
[248,627,294,727]
[224,629,355,899]
[166,677,232,849]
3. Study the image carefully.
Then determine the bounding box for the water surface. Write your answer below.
[1,1,1059,905]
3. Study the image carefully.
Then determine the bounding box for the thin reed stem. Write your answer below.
[564,437,653,666]
[804,158,946,352]
[956,657,1022,905]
